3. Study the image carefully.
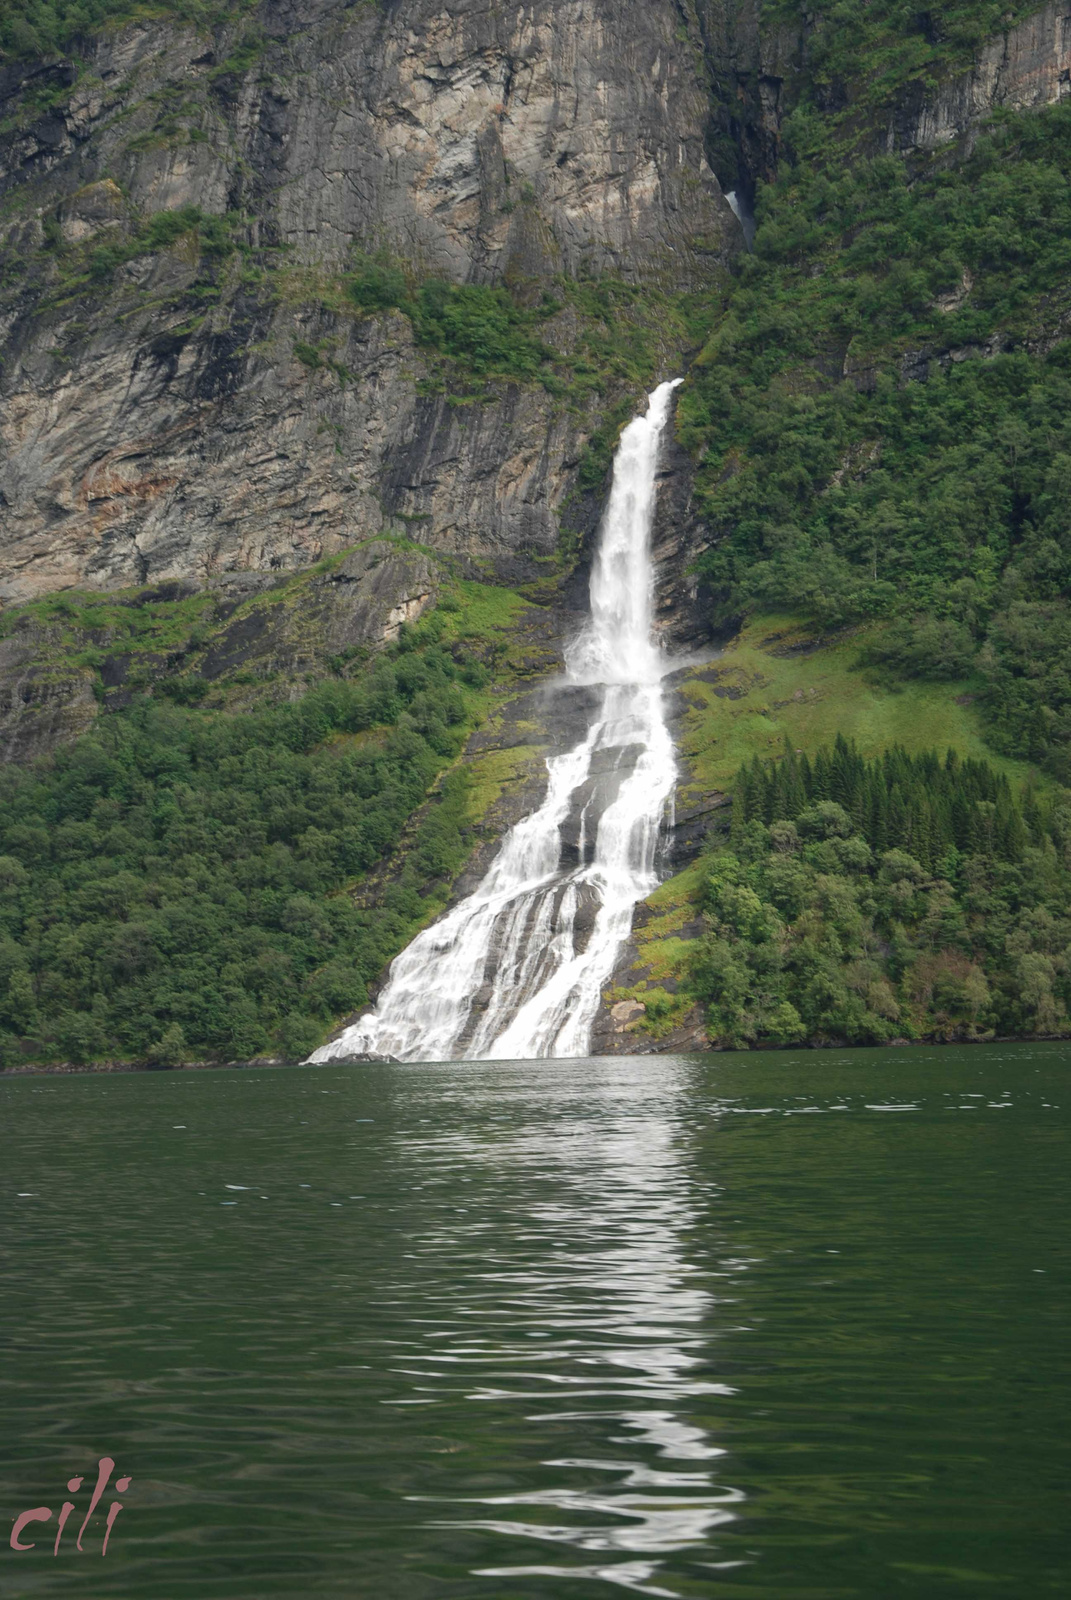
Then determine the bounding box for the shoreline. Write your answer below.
[3,1033,1069,1078]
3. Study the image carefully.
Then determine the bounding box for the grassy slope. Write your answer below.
[676,616,1040,800]
[612,618,1046,1040]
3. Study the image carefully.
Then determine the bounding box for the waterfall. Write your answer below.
[725,190,756,252]
[311,380,682,1064]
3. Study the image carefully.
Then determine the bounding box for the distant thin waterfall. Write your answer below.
[725,189,756,251]
[311,380,682,1063]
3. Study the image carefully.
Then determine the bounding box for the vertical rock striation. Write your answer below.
[0,0,737,606]
[887,1,1071,152]
[701,0,1071,191]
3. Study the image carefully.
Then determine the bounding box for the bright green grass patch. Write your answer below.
[621,984,692,1039]
[625,937,696,989]
[676,616,1042,800]
[438,579,528,645]
[0,584,219,652]
[603,862,708,1036]
[633,861,707,943]
[463,743,545,827]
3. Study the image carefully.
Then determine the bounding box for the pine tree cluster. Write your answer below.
[732,736,1032,872]
[668,738,1071,1049]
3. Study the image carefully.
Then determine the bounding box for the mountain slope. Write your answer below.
[2,0,1071,1065]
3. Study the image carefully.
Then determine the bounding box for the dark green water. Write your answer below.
[2,1044,1068,1598]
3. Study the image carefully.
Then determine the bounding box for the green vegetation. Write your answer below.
[0,547,542,722]
[681,102,1071,618]
[6,191,246,322]
[78,203,240,287]
[0,557,549,1068]
[0,636,493,1068]
[688,738,1071,1048]
[411,280,555,383]
[679,90,1071,774]
[0,0,255,59]
[733,736,1028,867]
[766,0,1042,144]
[343,255,703,410]
[673,616,1037,803]
[2,582,218,655]
[344,254,556,387]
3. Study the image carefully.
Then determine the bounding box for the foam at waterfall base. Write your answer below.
[310,381,683,1064]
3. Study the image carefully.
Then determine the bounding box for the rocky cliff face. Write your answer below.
[0,0,738,613]
[887,1,1071,153]
[0,536,461,762]
[2,0,1068,769]
[702,0,1071,190]
[4,3,1069,616]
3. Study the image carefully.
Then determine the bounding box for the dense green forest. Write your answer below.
[679,3,1071,780]
[679,90,1071,776]
[691,740,1071,1048]
[691,3,1071,1027]
[0,637,486,1066]
[761,0,1042,134]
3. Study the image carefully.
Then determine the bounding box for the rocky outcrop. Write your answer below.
[0,623,99,763]
[0,0,738,608]
[887,1,1071,153]
[701,0,1071,190]
[651,430,719,651]
[698,0,803,188]
[0,536,462,757]
[195,539,444,682]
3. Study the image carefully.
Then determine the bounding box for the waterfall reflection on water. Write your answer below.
[387,1060,744,1594]
[313,380,684,1065]
[5,1050,1066,1596]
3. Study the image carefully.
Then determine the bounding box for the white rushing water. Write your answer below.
[725,189,756,252]
[311,379,682,1063]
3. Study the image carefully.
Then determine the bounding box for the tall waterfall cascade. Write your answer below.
[311,380,683,1064]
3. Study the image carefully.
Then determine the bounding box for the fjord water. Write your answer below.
[313,381,681,1064]
[4,1044,1068,1598]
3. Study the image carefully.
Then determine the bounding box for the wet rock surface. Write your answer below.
[650,434,720,651]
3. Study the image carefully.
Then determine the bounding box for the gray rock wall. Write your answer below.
[701,0,1071,188]
[0,0,737,607]
[888,1,1071,153]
